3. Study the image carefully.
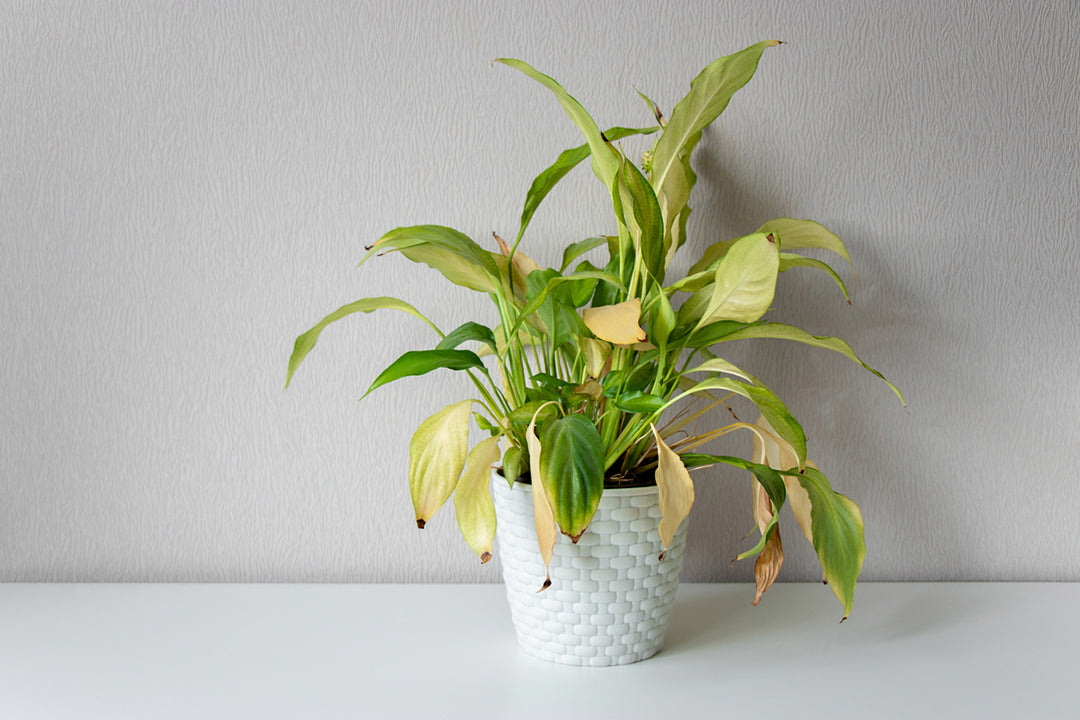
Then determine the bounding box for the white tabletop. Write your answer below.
[0,582,1075,719]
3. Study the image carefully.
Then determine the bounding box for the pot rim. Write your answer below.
[492,468,659,496]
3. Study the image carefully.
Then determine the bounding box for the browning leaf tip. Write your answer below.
[480,552,492,564]
[658,550,666,562]
[537,577,552,593]
[416,519,426,529]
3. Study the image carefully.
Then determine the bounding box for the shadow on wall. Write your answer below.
[671,131,960,583]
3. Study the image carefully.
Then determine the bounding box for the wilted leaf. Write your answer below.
[651,425,695,560]
[409,400,472,528]
[526,408,557,590]
[753,524,784,606]
[454,436,501,563]
[793,467,866,621]
[583,299,647,345]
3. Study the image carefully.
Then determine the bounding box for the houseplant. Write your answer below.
[287,40,903,664]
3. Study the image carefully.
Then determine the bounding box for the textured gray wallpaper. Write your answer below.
[2,0,1078,584]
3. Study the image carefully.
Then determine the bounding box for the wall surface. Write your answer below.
[2,0,1078,586]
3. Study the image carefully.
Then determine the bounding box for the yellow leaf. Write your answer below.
[454,437,502,563]
[526,408,557,591]
[409,400,472,528]
[494,232,542,277]
[651,424,695,560]
[755,416,813,545]
[582,299,647,345]
[578,337,612,378]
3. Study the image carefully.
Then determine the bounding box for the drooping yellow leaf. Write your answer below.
[651,424,695,560]
[582,299,647,345]
[409,400,473,528]
[756,416,813,545]
[454,436,502,563]
[526,409,557,591]
[494,232,542,277]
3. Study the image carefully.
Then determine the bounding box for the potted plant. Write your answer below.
[286,40,903,666]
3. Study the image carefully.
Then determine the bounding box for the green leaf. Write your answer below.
[501,445,525,486]
[454,436,502,563]
[286,297,441,389]
[612,390,666,415]
[360,225,503,295]
[713,322,906,406]
[409,400,472,528]
[507,400,560,428]
[560,237,608,273]
[647,284,676,349]
[681,320,749,349]
[539,414,605,541]
[436,322,498,354]
[680,453,788,511]
[517,127,658,245]
[793,467,866,620]
[618,157,666,283]
[678,377,807,468]
[364,349,484,398]
[495,58,621,189]
[758,218,852,272]
[778,253,851,303]
[650,41,780,205]
[697,232,779,327]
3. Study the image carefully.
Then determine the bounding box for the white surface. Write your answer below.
[0,583,1075,719]
[3,1,1080,584]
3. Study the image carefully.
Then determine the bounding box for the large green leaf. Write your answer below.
[758,218,852,272]
[792,467,866,620]
[650,41,780,207]
[436,322,498,355]
[696,232,779,327]
[713,322,906,406]
[517,127,658,245]
[409,400,472,528]
[363,349,484,398]
[496,58,621,188]
[618,157,666,284]
[678,377,807,468]
[612,390,666,415]
[539,414,604,541]
[286,297,440,389]
[360,225,503,294]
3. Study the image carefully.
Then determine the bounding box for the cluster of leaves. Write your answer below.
[287,41,903,619]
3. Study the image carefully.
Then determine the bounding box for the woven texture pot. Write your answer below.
[493,475,688,666]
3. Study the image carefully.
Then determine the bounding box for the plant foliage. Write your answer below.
[287,41,903,619]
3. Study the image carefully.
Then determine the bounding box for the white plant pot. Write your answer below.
[492,474,688,666]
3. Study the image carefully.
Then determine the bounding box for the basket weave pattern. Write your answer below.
[493,477,688,666]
